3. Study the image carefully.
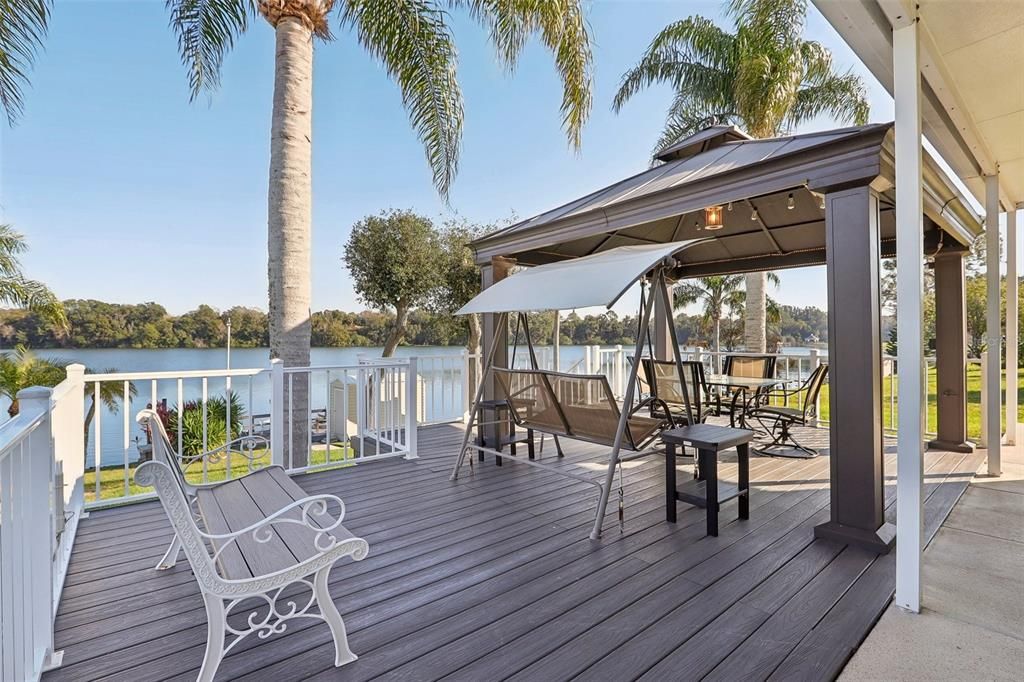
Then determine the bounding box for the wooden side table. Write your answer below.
[475,399,534,465]
[661,424,754,536]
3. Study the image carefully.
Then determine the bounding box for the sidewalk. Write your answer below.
[841,438,1024,680]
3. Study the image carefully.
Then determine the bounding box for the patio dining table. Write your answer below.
[704,374,783,428]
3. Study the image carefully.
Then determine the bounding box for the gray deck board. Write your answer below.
[42,422,983,682]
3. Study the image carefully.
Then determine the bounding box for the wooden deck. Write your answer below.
[45,423,982,682]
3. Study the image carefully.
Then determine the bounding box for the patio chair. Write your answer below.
[746,363,829,458]
[640,358,713,425]
[716,354,778,415]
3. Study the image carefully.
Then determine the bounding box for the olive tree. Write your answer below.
[344,210,440,356]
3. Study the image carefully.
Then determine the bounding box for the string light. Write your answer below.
[750,208,759,221]
[787,193,795,210]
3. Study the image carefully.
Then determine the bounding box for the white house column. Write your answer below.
[986,173,1003,475]
[1006,208,1018,445]
[893,14,926,614]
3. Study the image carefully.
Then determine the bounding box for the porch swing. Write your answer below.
[449,240,706,540]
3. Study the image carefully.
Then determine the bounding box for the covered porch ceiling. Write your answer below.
[473,123,982,276]
[813,0,1024,209]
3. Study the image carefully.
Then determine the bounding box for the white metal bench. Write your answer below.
[134,409,369,681]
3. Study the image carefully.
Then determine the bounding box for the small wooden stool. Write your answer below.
[475,399,534,465]
[661,424,754,536]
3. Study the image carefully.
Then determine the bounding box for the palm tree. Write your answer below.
[166,0,592,466]
[0,225,67,329]
[0,0,51,125]
[613,0,869,354]
[0,345,66,416]
[673,275,745,371]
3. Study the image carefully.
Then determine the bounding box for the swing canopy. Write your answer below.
[457,240,703,315]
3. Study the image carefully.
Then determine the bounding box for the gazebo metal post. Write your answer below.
[929,242,973,453]
[480,258,515,448]
[814,185,896,553]
[590,273,660,540]
[451,311,508,481]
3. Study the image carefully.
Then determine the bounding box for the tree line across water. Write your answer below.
[0,298,832,351]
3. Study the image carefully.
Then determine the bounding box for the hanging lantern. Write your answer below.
[704,205,724,230]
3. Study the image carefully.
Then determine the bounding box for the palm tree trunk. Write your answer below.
[84,395,96,450]
[268,16,314,467]
[713,317,721,373]
[744,271,767,353]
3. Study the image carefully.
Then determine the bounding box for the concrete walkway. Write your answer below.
[841,440,1024,680]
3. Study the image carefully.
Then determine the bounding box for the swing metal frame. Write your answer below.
[449,264,697,540]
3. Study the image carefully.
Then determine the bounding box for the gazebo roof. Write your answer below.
[472,123,982,276]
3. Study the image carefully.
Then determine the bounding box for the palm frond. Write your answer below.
[0,224,29,278]
[458,0,592,149]
[166,0,253,100]
[672,282,706,310]
[0,0,51,125]
[0,275,66,329]
[653,94,735,158]
[786,71,869,128]
[343,0,463,197]
[799,39,832,84]
[612,16,735,113]
[728,0,807,46]
[0,224,66,329]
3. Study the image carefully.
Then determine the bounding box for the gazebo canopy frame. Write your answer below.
[469,123,982,553]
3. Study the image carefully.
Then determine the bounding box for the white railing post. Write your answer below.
[270,359,285,468]
[51,366,85,617]
[0,386,63,678]
[980,351,989,448]
[404,357,418,459]
[614,344,624,397]
[461,350,471,424]
[809,349,821,425]
[25,388,57,673]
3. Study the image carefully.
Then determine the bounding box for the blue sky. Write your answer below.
[1,0,895,317]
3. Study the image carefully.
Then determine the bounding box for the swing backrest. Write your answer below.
[492,368,662,451]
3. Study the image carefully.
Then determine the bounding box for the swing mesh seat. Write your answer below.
[494,369,670,452]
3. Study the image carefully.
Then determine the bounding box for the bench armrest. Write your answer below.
[201,493,350,564]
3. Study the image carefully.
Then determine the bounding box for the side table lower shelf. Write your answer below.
[673,479,746,509]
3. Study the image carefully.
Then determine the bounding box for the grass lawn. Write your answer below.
[811,364,1021,440]
[85,444,356,504]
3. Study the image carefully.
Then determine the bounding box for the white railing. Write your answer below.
[80,358,420,507]
[277,358,418,470]
[0,376,87,680]
[411,353,472,425]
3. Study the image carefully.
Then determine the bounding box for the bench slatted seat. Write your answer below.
[133,409,368,682]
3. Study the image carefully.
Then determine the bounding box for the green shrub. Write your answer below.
[165,392,246,456]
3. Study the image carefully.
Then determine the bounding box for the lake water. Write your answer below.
[10,345,822,467]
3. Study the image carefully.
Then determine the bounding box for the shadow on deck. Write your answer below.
[45,422,982,681]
